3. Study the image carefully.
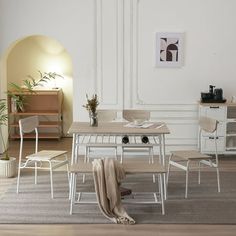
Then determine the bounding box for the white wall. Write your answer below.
[1,0,236,151]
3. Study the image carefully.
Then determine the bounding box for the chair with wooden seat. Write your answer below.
[167,116,220,198]
[16,116,70,199]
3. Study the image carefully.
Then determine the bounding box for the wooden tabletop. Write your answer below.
[68,122,170,135]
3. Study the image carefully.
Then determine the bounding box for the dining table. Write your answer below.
[68,121,170,199]
[68,121,170,165]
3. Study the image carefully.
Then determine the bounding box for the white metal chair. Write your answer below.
[85,110,118,162]
[82,110,118,183]
[121,110,154,164]
[123,110,150,123]
[16,116,70,199]
[167,116,220,198]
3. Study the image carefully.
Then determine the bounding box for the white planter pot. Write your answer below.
[0,157,17,178]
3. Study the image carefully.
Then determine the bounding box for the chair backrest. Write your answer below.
[199,116,219,164]
[19,116,39,158]
[97,110,117,122]
[123,110,150,122]
[19,116,39,134]
[199,116,218,133]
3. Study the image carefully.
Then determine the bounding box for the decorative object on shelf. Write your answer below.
[83,94,99,127]
[200,85,226,103]
[231,96,236,103]
[0,99,16,177]
[156,32,184,68]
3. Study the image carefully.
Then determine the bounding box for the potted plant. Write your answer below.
[7,83,28,112]
[7,71,64,112]
[0,99,16,178]
[83,94,99,126]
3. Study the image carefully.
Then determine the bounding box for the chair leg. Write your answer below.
[216,167,221,192]
[185,161,190,198]
[70,173,76,215]
[148,147,151,164]
[166,154,173,185]
[35,162,38,185]
[120,147,123,163]
[151,147,154,164]
[49,162,54,199]
[16,167,21,193]
[84,146,88,163]
[115,147,118,161]
[82,148,88,184]
[159,173,165,215]
[198,161,201,185]
[66,163,70,199]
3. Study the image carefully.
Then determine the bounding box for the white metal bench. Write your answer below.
[69,161,166,215]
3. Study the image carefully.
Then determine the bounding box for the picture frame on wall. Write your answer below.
[156,32,184,68]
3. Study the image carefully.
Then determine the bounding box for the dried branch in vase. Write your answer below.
[83,94,99,114]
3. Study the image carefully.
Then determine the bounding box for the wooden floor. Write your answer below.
[1,137,236,236]
[1,224,236,236]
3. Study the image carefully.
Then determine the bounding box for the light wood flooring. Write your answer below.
[1,137,236,236]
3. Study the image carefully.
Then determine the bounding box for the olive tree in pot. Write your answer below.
[0,99,16,178]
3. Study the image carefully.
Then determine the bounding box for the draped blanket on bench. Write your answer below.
[92,158,135,224]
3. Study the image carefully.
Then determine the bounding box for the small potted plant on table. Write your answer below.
[83,94,99,127]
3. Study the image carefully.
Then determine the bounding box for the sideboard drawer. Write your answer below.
[200,106,226,121]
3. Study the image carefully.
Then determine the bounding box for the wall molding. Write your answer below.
[95,0,199,150]
[95,0,124,107]
[130,0,198,108]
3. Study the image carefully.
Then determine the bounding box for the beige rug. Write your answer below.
[0,171,236,224]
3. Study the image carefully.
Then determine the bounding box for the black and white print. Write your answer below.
[156,32,184,67]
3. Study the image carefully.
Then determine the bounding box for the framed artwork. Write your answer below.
[156,32,184,68]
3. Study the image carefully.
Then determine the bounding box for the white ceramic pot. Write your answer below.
[0,157,17,178]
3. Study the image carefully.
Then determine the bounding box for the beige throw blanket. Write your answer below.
[92,158,135,224]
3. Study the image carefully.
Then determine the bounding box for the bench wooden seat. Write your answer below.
[70,162,166,174]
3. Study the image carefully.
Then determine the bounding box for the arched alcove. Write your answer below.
[2,35,73,138]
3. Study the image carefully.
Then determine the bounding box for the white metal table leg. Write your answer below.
[159,173,165,215]
[70,173,76,215]
[185,161,190,199]
[65,155,70,199]
[161,134,167,200]
[69,133,77,200]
